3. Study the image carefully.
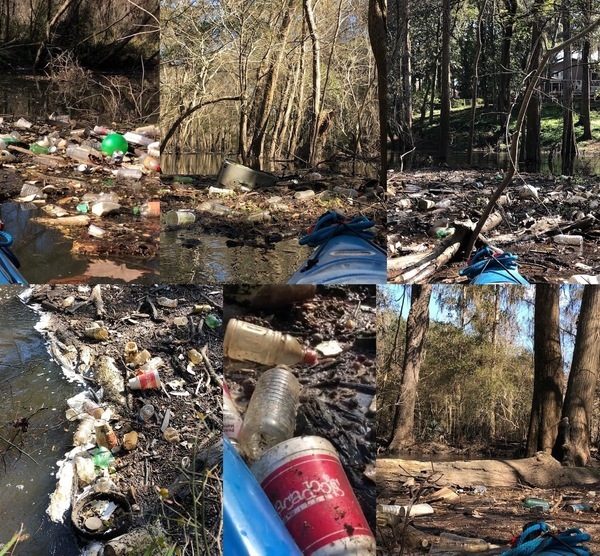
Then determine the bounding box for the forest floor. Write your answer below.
[160,169,386,251]
[223,284,377,533]
[387,168,599,284]
[377,451,600,555]
[28,284,223,554]
[0,117,160,269]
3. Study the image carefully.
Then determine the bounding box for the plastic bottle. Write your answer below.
[223,383,243,441]
[434,532,491,552]
[115,167,143,180]
[238,366,300,460]
[377,503,434,517]
[66,144,94,162]
[224,319,318,367]
[123,131,153,146]
[197,201,231,216]
[139,153,160,172]
[223,436,303,556]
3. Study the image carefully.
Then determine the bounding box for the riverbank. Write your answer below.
[28,285,223,554]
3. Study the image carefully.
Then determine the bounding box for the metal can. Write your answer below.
[251,436,375,555]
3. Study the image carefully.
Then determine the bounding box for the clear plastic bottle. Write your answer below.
[433,532,491,552]
[238,366,300,460]
[224,319,318,367]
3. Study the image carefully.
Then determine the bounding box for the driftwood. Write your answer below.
[388,212,503,283]
[377,452,600,498]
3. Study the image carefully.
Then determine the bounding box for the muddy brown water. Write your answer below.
[0,287,80,554]
[160,229,312,283]
[1,202,159,284]
[162,153,380,178]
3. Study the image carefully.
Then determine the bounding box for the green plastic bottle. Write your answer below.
[523,497,550,511]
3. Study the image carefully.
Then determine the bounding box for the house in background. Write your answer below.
[545,47,600,97]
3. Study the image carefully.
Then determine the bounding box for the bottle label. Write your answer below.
[259,453,373,555]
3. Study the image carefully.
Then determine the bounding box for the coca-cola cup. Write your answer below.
[128,370,161,390]
[251,436,375,555]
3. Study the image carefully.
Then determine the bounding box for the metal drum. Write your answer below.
[251,436,375,555]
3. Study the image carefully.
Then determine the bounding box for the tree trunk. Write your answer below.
[391,0,412,153]
[526,285,563,457]
[553,286,600,467]
[249,1,296,161]
[523,0,545,170]
[578,0,593,141]
[560,0,577,176]
[304,0,322,165]
[368,0,387,187]
[579,35,592,141]
[467,0,487,164]
[388,285,432,452]
[439,0,451,162]
[498,0,517,133]
[288,28,308,159]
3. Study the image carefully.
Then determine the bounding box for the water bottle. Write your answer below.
[432,532,491,552]
[223,436,302,556]
[224,319,318,367]
[238,366,300,460]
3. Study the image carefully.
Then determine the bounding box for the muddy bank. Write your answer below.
[223,285,377,531]
[377,454,600,554]
[28,284,222,554]
[387,169,599,283]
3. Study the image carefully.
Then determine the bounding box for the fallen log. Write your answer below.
[31,215,91,227]
[388,212,503,283]
[377,452,600,498]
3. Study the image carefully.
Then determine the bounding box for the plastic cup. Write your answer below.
[129,370,161,390]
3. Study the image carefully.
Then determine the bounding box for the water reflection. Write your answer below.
[162,153,380,178]
[1,202,159,284]
[0,71,159,124]
[389,149,600,174]
[0,287,80,555]
[161,229,312,284]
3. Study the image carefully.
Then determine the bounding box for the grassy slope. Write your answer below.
[412,101,600,152]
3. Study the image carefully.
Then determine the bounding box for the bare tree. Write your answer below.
[553,286,600,467]
[526,285,564,456]
[388,285,432,452]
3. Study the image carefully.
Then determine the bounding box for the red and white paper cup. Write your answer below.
[128,370,161,390]
[251,436,375,555]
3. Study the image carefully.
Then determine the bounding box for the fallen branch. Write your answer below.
[0,434,39,465]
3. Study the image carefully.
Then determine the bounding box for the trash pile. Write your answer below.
[387,168,600,283]
[376,483,596,554]
[223,285,377,555]
[0,115,161,261]
[26,284,223,555]
[161,159,386,247]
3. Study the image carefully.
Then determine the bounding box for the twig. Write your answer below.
[0,435,39,465]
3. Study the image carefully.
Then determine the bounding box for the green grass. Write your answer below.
[412,101,600,151]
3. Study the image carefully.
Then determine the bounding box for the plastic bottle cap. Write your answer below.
[303,349,318,365]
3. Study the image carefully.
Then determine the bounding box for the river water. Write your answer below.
[1,202,159,284]
[0,72,159,284]
[0,287,80,554]
[161,230,312,283]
